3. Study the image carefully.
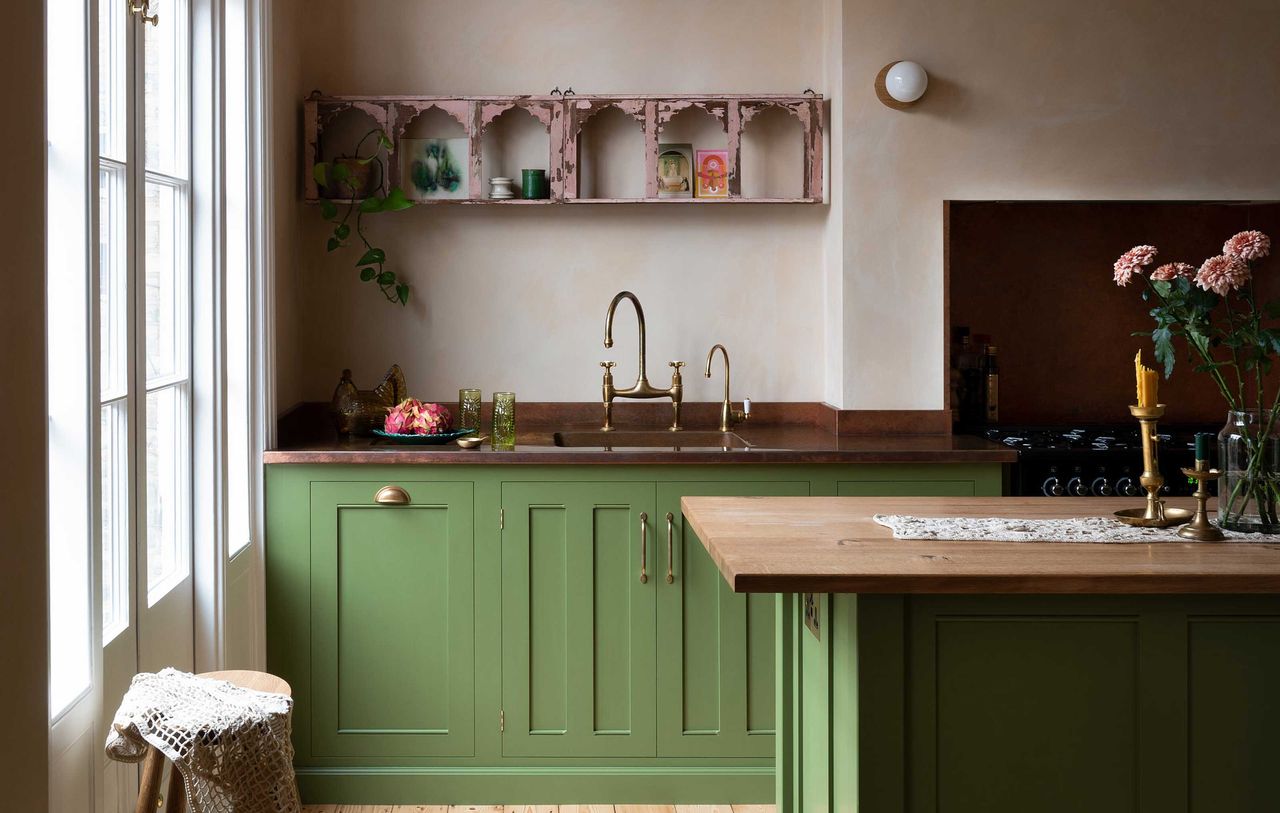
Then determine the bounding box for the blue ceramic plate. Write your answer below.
[371,428,477,445]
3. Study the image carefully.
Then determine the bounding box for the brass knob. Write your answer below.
[669,361,686,370]
[374,485,410,505]
[600,361,616,372]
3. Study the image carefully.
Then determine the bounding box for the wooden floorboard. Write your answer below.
[302,806,772,813]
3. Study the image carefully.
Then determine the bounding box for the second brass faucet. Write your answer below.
[705,343,750,432]
[601,291,684,431]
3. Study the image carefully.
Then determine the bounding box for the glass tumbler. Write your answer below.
[492,392,516,450]
[458,388,481,432]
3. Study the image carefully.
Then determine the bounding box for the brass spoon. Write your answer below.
[456,435,487,449]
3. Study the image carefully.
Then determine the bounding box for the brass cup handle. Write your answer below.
[374,485,410,505]
[665,512,675,583]
[639,512,649,584]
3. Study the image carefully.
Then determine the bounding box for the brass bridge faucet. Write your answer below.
[704,343,751,432]
[601,291,684,431]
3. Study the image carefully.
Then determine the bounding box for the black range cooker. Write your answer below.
[980,425,1214,498]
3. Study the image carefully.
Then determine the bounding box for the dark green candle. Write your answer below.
[1195,432,1210,461]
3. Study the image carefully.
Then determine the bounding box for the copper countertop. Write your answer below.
[263,422,1016,465]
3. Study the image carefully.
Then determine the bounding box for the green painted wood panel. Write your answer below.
[656,481,809,758]
[837,479,976,497]
[1189,618,1280,811]
[310,481,475,758]
[914,615,1140,812]
[501,482,657,757]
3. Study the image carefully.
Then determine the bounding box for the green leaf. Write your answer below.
[334,223,351,240]
[359,267,377,281]
[326,237,342,252]
[332,163,351,182]
[396,283,409,305]
[377,270,395,286]
[354,154,376,165]
[357,248,386,266]
[1152,325,1176,378]
[360,196,385,213]
[377,132,394,151]
[313,162,330,187]
[319,199,338,220]
[382,186,412,212]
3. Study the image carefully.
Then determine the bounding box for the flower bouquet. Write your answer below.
[1115,230,1277,531]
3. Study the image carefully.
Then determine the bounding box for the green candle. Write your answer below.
[1195,432,1210,461]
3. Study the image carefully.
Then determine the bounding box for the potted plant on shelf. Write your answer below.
[1115,230,1275,531]
[313,128,413,305]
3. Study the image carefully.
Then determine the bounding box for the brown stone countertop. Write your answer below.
[682,496,1280,594]
[263,420,1016,465]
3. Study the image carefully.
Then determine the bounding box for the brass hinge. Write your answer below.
[500,708,505,733]
[499,507,504,530]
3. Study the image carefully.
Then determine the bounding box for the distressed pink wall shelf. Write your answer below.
[304,92,824,205]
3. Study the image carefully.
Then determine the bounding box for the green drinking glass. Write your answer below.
[458,388,481,431]
[521,169,548,200]
[492,392,516,450]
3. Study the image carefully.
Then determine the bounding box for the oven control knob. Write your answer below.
[1041,468,1066,497]
[1115,475,1141,498]
[1067,476,1090,497]
[1091,477,1113,497]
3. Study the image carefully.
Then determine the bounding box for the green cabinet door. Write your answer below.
[501,482,657,757]
[310,481,475,758]
[656,482,810,758]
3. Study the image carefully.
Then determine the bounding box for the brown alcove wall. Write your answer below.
[948,201,1280,426]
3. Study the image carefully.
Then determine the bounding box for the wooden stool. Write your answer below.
[134,670,292,813]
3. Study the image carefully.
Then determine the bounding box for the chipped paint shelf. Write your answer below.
[566,197,822,204]
[305,92,825,204]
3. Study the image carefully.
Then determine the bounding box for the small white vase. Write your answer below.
[489,177,515,199]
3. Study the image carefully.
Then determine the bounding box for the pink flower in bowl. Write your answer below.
[384,398,452,435]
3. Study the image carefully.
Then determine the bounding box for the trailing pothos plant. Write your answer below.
[1114,231,1277,530]
[313,128,413,305]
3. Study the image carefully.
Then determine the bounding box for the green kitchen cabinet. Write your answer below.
[500,482,657,757]
[266,462,1005,803]
[655,481,810,758]
[309,480,475,759]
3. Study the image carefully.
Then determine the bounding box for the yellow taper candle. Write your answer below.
[1135,350,1158,407]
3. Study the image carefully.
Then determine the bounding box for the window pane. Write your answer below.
[97,0,125,160]
[101,400,129,640]
[99,163,127,399]
[226,0,251,555]
[143,0,188,177]
[144,180,187,383]
[145,384,189,603]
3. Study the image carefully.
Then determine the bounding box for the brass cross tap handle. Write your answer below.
[128,0,158,25]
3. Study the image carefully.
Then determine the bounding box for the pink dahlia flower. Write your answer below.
[1223,230,1271,262]
[1113,245,1158,286]
[1195,254,1251,296]
[1150,262,1196,282]
[384,398,453,435]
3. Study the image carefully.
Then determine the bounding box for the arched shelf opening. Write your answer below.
[480,106,552,194]
[576,105,645,200]
[740,104,806,200]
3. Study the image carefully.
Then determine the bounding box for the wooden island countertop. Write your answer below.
[680,496,1280,594]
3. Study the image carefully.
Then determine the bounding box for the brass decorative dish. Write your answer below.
[1113,507,1194,528]
[455,434,487,449]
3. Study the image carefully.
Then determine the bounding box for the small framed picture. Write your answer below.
[695,149,730,198]
[656,143,694,199]
[401,138,470,200]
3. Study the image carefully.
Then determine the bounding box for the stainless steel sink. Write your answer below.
[554,430,752,449]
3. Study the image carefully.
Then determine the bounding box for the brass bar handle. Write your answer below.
[665,512,675,583]
[639,512,649,584]
[374,485,410,505]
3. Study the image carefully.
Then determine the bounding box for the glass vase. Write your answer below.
[1218,409,1280,533]
[458,388,481,431]
[492,392,516,451]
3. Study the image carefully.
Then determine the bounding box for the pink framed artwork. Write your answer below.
[695,149,730,198]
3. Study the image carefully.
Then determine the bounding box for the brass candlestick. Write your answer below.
[1115,404,1194,528]
[1179,460,1225,541]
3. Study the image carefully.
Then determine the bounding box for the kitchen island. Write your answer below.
[681,496,1280,813]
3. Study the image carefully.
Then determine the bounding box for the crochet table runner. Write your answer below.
[106,668,300,813]
[873,514,1280,544]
